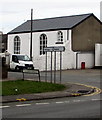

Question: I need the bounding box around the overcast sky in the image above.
[0,0,101,34]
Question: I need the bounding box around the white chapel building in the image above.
[7,13,101,71]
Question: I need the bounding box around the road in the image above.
[7,69,101,88]
[2,94,102,118]
[1,69,102,118]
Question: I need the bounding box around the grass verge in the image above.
[1,80,66,96]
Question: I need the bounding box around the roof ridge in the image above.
[8,13,100,34]
[27,13,93,22]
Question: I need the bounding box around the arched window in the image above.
[40,34,47,55]
[14,36,20,54]
[57,31,63,42]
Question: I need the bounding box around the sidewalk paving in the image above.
[1,82,94,103]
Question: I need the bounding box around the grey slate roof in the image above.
[8,13,94,34]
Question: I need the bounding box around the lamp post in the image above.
[30,9,33,60]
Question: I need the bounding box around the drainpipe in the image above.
[76,52,81,69]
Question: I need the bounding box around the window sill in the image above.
[55,42,63,44]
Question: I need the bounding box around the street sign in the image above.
[53,46,65,52]
[44,46,65,84]
[44,47,54,52]
[44,46,65,52]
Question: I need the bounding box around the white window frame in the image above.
[14,36,20,54]
[40,34,47,55]
[57,31,63,42]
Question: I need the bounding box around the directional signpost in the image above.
[44,46,65,52]
[44,46,65,84]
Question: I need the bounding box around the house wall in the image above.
[7,30,76,71]
[0,34,7,53]
[8,21,97,71]
[72,15,101,51]
[8,33,30,56]
[77,52,94,69]
[32,30,76,71]
[2,34,7,52]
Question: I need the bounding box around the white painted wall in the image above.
[77,52,94,69]
[32,30,76,71]
[8,30,76,71]
[8,29,94,71]
[8,33,30,57]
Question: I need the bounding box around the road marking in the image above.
[64,101,70,103]
[36,103,49,105]
[73,100,81,102]
[67,82,102,96]
[84,87,102,96]
[1,98,102,109]
[0,106,10,109]
[16,104,31,107]
[56,101,64,104]
[91,99,100,101]
[16,98,27,101]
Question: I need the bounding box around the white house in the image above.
[7,13,101,71]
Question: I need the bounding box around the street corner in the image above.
[67,82,102,97]
[70,93,82,97]
[83,86,102,96]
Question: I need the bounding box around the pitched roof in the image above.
[8,13,97,34]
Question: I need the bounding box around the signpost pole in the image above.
[54,51,56,83]
[45,52,47,82]
[44,46,65,84]
[60,51,62,84]
[30,9,33,60]
[51,51,53,83]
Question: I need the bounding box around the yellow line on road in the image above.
[67,82,102,96]
[84,86,102,96]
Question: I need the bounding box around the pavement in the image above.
[1,81,96,103]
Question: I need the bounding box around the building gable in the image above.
[72,15,102,51]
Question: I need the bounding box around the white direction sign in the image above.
[44,46,65,52]
[44,47,54,52]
